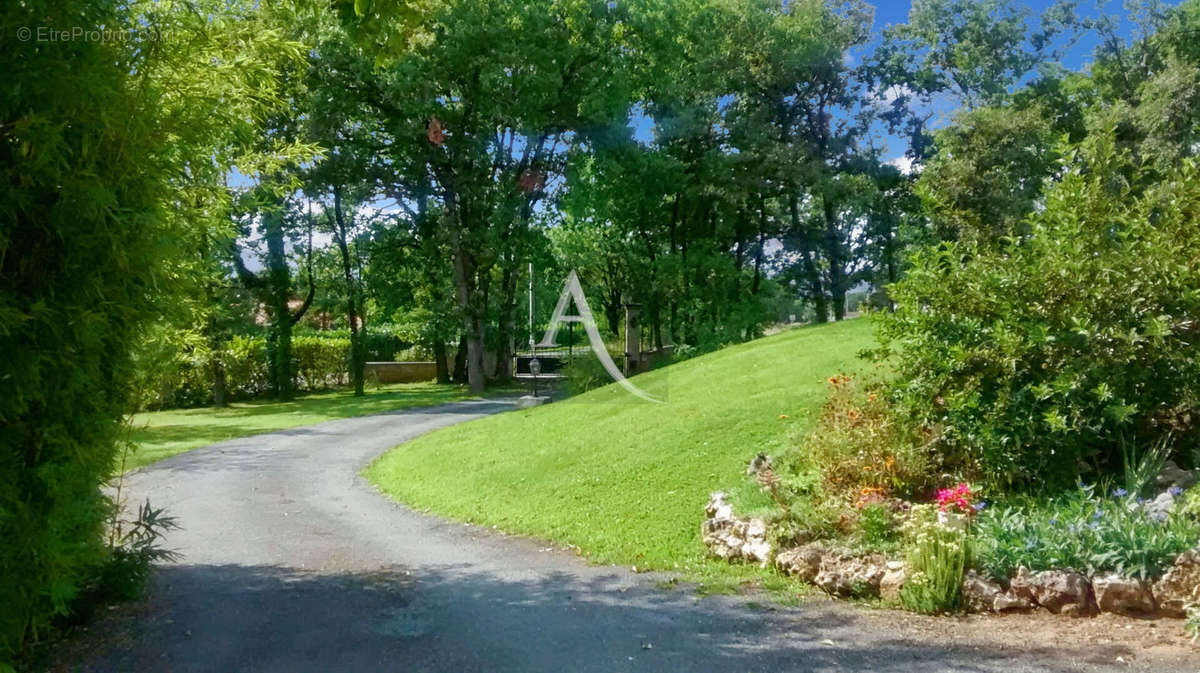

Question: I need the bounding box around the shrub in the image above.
[1179,484,1200,520]
[143,333,360,409]
[874,134,1200,491]
[0,0,165,660]
[972,483,1200,581]
[900,505,970,613]
[292,335,350,390]
[88,499,179,605]
[855,502,901,552]
[792,374,936,500]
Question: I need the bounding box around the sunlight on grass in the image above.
[367,319,877,590]
[124,381,493,471]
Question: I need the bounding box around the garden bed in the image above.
[704,458,1200,636]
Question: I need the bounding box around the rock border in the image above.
[702,490,1200,619]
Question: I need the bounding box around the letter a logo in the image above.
[537,271,663,403]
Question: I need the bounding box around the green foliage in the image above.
[875,135,1200,491]
[785,373,936,500]
[916,104,1061,243]
[900,505,970,614]
[855,503,901,553]
[144,333,385,409]
[0,0,165,660]
[1179,484,1200,520]
[972,484,1200,582]
[87,499,180,605]
[561,354,613,397]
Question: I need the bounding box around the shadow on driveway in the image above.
[65,563,1124,673]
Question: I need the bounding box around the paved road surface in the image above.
[71,400,1198,672]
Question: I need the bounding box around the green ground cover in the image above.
[366,319,876,591]
[124,381,490,471]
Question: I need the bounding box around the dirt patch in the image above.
[843,600,1198,671]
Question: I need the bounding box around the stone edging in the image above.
[703,492,1200,618]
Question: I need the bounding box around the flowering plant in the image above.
[935,483,975,515]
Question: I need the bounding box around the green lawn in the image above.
[123,381,491,471]
[367,319,876,591]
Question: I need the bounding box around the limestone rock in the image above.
[775,543,826,583]
[1156,460,1197,491]
[1008,567,1037,604]
[1092,573,1156,616]
[993,590,1035,612]
[1143,491,1177,520]
[814,553,887,598]
[704,492,734,520]
[961,571,1002,613]
[1028,570,1095,616]
[746,453,773,477]
[701,492,771,567]
[1153,547,1200,617]
[880,561,908,602]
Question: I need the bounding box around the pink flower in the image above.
[935,483,974,514]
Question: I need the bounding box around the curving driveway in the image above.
[70,399,1197,672]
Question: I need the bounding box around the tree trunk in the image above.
[604,294,622,340]
[492,262,517,381]
[333,187,365,396]
[433,341,450,384]
[752,194,767,295]
[210,351,228,407]
[450,232,487,394]
[452,334,468,384]
[823,196,846,321]
[788,192,827,323]
[264,211,294,401]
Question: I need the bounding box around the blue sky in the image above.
[862,0,1181,162]
[631,1,1180,162]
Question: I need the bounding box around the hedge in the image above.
[147,334,358,409]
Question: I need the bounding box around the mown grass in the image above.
[123,381,504,471]
[367,319,876,593]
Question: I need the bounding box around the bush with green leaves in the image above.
[874,134,1200,491]
[145,333,363,409]
[855,502,901,553]
[0,0,165,660]
[972,483,1200,582]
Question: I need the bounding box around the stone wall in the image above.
[364,361,439,384]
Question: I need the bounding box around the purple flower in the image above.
[974,501,987,512]
[1168,486,1184,497]
[1152,511,1168,523]
[1112,488,1128,498]
[1089,520,1101,530]
[1049,516,1059,526]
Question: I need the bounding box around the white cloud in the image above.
[886,155,916,175]
[880,84,914,106]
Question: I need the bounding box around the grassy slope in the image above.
[367,319,875,588]
[124,382,488,471]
